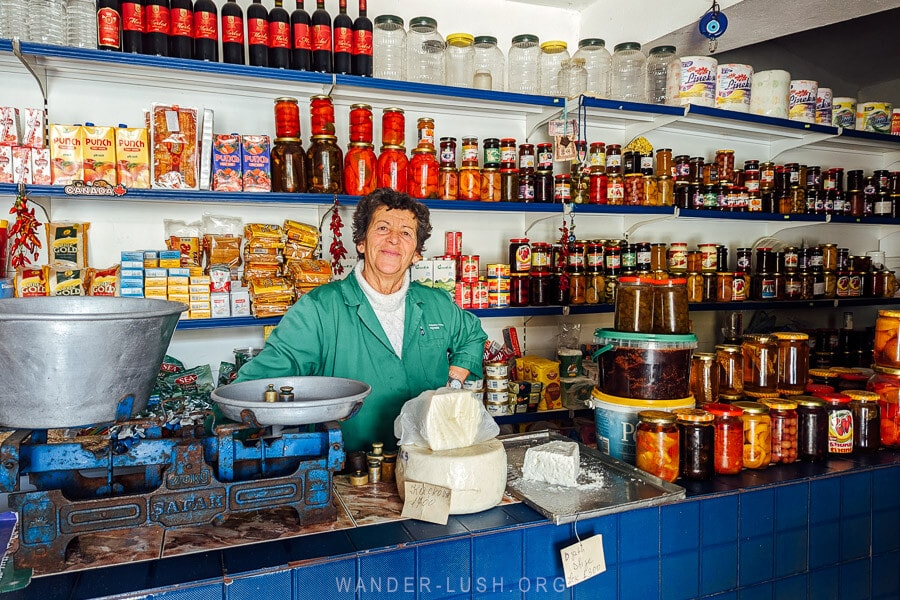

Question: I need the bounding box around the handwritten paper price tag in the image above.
[554,136,575,161]
[548,118,577,137]
[400,481,451,525]
[560,534,606,588]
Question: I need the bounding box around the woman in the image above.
[235,188,488,452]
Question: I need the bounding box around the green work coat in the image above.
[234,274,487,452]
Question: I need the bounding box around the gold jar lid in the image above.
[309,94,334,101]
[715,344,742,354]
[873,364,900,376]
[310,134,338,141]
[760,398,798,411]
[348,141,375,148]
[693,352,716,363]
[732,400,770,414]
[411,146,436,154]
[380,143,406,151]
[274,96,299,103]
[274,137,302,143]
[773,332,810,340]
[637,410,677,425]
[878,310,900,318]
[791,395,827,408]
[349,102,372,110]
[808,368,839,379]
[843,390,878,402]
[672,408,714,423]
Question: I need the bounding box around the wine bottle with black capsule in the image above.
[290,0,311,71]
[268,0,291,69]
[143,0,170,56]
[311,0,332,73]
[120,0,143,53]
[351,0,372,77]
[168,0,193,58]
[193,0,217,61]
[332,0,352,74]
[247,0,269,67]
[221,0,244,65]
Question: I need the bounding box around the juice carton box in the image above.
[12,146,31,184]
[0,107,19,146]
[0,146,13,183]
[212,133,242,192]
[115,126,150,189]
[241,134,271,192]
[49,124,84,185]
[31,148,51,185]
[81,124,117,185]
[21,108,45,148]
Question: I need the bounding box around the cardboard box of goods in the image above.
[21,108,44,149]
[144,288,168,298]
[168,285,190,296]
[12,146,31,184]
[211,293,230,318]
[144,268,167,278]
[0,107,20,145]
[48,123,83,185]
[190,276,211,285]
[168,294,190,304]
[189,293,210,302]
[0,146,13,183]
[31,148,51,185]
[190,310,211,320]
[212,133,242,192]
[119,278,145,289]
[167,267,191,277]
[241,134,271,192]
[121,260,144,269]
[120,287,145,297]
[121,251,144,261]
[115,126,150,189]
[410,260,433,286]
[144,277,167,287]
[230,289,251,317]
[189,284,210,294]
[120,269,145,279]
[433,258,457,294]
[81,124,117,186]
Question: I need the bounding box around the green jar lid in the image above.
[578,38,606,48]
[594,328,698,347]
[474,35,498,46]
[374,14,404,27]
[512,34,539,45]
[614,42,642,53]
[649,45,676,55]
[409,16,438,30]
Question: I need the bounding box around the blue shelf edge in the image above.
[580,96,686,117]
[176,316,282,330]
[678,209,826,222]
[685,103,840,135]
[839,128,900,145]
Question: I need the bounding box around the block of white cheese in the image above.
[422,389,486,451]
[522,440,581,487]
[396,438,507,514]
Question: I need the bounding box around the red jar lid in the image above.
[706,402,744,417]
[815,392,852,405]
[839,373,869,384]
[805,383,835,395]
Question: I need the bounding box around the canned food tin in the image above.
[458,255,479,282]
[485,377,509,391]
[485,390,509,404]
[486,263,511,278]
[454,281,472,308]
[484,400,512,416]
[788,80,818,123]
[444,231,462,257]
[832,97,856,129]
[856,102,894,134]
[488,291,510,308]
[463,378,484,391]
[472,279,489,308]
[484,361,509,378]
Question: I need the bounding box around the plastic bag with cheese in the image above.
[394,388,500,451]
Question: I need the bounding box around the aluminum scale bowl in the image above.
[211,376,371,426]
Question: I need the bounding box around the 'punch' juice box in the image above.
[49,124,84,185]
[115,126,150,188]
[212,133,242,192]
[241,134,271,192]
[82,124,117,185]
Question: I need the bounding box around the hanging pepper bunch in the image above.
[8,186,42,269]
[328,198,348,275]
[557,213,571,293]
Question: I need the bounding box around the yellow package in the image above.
[283,219,319,247]
[286,259,332,285]
[249,277,293,296]
[244,223,284,240]
[284,242,317,260]
[81,124,117,185]
[15,267,47,297]
[115,126,150,189]
[49,124,84,185]
[203,234,242,270]
[46,266,86,296]
[86,264,120,296]
[524,355,561,410]
[46,222,90,268]
[167,236,202,268]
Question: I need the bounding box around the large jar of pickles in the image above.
[707,403,744,475]
[874,310,900,368]
[869,366,900,449]
[377,145,409,192]
[761,398,798,464]
[307,135,343,193]
[715,344,743,400]
[774,332,809,395]
[634,410,679,482]
[271,137,307,193]
[343,142,377,196]
[673,408,714,481]
[794,396,828,461]
[614,276,652,333]
[733,401,771,469]
[742,333,778,397]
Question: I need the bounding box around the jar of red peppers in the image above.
[845,390,880,453]
[408,147,439,199]
[307,95,335,136]
[439,167,458,200]
[307,135,343,193]
[733,401,771,469]
[381,107,405,147]
[868,365,900,449]
[635,410,680,482]
[376,144,408,192]
[342,142,376,196]
[673,408,715,481]
[760,398,798,464]
[707,403,744,475]
[274,97,301,138]
[349,103,374,143]
[794,395,828,461]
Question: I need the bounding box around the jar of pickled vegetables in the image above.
[874,310,900,368]
[794,395,828,461]
[439,167,458,200]
[309,95,336,136]
[760,398,798,464]
[459,166,481,200]
[845,390,880,454]
[742,333,778,397]
[481,167,501,201]
[274,97,301,138]
[690,352,719,406]
[707,403,744,475]
[733,401,771,469]
[376,145,409,192]
[672,408,714,480]
[613,276,652,333]
[381,107,405,147]
[349,103,374,143]
[868,365,900,449]
[635,410,680,482]
[774,332,809,396]
[307,135,343,193]
[271,137,307,193]
[820,392,854,455]
[715,344,743,400]
[408,147,439,199]
[342,142,376,196]
[652,278,690,334]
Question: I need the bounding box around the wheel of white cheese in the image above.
[395,438,507,515]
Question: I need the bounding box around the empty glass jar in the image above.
[558,57,587,99]
[373,14,406,81]
[574,38,612,98]
[611,42,647,102]
[445,33,475,87]
[646,45,677,105]
[507,34,541,94]
[407,16,445,85]
[539,40,569,96]
[473,35,505,91]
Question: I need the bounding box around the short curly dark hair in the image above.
[351,188,433,259]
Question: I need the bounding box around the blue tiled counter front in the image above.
[8,452,900,600]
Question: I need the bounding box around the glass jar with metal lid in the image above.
[868,365,900,449]
[706,403,744,475]
[481,166,502,201]
[845,390,880,453]
[458,165,481,200]
[874,310,900,369]
[473,35,505,91]
[574,38,612,98]
[635,410,679,482]
[307,135,343,193]
[409,146,440,199]
[818,392,854,455]
[342,142,376,196]
[773,332,809,395]
[376,145,409,192]
[673,408,714,480]
[733,401,771,469]
[272,137,307,193]
[793,395,828,461]
[610,42,647,102]
[715,344,743,400]
[373,15,407,81]
[690,352,719,406]
[507,34,541,94]
[645,45,677,105]
[407,16,445,85]
[760,398,799,464]
[614,276,652,333]
[742,333,778,397]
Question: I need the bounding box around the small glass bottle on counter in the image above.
[707,403,744,475]
[342,142,376,196]
[307,135,343,193]
[794,395,828,461]
[673,408,715,481]
[845,390,880,454]
[774,332,810,396]
[742,333,778,397]
[761,399,799,464]
[271,137,307,193]
[733,401,771,469]
[635,410,680,483]
[690,352,719,406]
[715,344,743,400]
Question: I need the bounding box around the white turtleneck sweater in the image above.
[354,259,408,358]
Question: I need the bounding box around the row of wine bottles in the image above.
[96,0,372,75]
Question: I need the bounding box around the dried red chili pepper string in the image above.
[8,185,42,269]
[328,196,348,275]
[557,212,571,292]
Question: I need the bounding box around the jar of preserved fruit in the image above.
[499,168,518,202]
[342,142,376,196]
[606,173,624,204]
[733,401,771,469]
[439,167,458,200]
[586,272,604,304]
[510,273,530,307]
[716,344,743,400]
[497,137,516,168]
[819,392,854,455]
[624,173,642,205]
[568,269,586,305]
[658,175,674,206]
[868,365,900,449]
[773,332,809,396]
[716,271,734,302]
[307,135,343,193]
[686,272,704,303]
[690,352,719,406]
[381,107,405,147]
[348,103,374,144]
[642,175,659,205]
[673,408,714,480]
[408,147,440,199]
[461,136,479,167]
[554,174,572,202]
[416,117,435,148]
[794,395,828,461]
[742,333,778,397]
[874,310,900,368]
[716,149,735,183]
[707,403,744,475]
[376,144,409,192]
[845,390,880,453]
[761,399,799,464]
[458,165,481,200]
[635,410,679,482]
[309,95,336,136]
[614,276,652,333]
[439,137,457,167]
[271,137,307,193]
[655,148,672,178]
[652,278,690,334]
[274,97,301,139]
[530,270,551,306]
[517,143,536,173]
[534,170,554,203]
[606,144,622,174]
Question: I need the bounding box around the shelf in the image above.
[494,407,592,425]
[175,315,282,330]
[677,209,827,223]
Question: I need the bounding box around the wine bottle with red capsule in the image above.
[332,0,352,74]
[351,0,372,77]
[143,0,170,56]
[221,0,244,65]
[168,0,193,58]
[311,0,332,73]
[268,0,290,69]
[97,0,123,51]
[247,0,269,67]
[290,0,311,71]
[192,0,217,61]
[120,0,143,53]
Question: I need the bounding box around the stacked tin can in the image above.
[483,360,511,416]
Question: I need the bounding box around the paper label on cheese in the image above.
[561,534,607,588]
[401,480,451,525]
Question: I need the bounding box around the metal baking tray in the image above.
[501,430,685,525]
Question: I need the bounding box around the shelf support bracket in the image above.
[622,114,683,142]
[12,39,47,103]
[526,104,563,142]
[759,214,832,244]
[624,207,679,241]
[769,132,835,161]
[883,150,900,170]
[524,203,569,237]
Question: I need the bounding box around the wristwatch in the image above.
[447,377,463,390]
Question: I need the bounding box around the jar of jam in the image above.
[760,162,776,192]
[458,165,481,200]
[868,365,900,449]
[794,396,828,461]
[271,137,307,193]
[743,160,760,193]
[530,242,551,271]
[499,138,517,168]
[550,270,568,305]
[673,154,690,182]
[606,144,622,174]
[845,390,880,453]
[514,145,534,174]
[585,242,603,273]
[773,332,809,396]
[439,137,457,167]
[499,168,518,202]
[482,138,500,167]
[673,408,714,481]
[654,148,672,178]
[518,173,535,202]
[307,135,343,193]
[715,344,743,400]
[606,173,624,204]
[742,333,778,397]
[309,95,336,136]
[690,352,719,405]
[481,167,502,201]
[534,170,554,203]
[408,147,440,199]
[614,276,652,333]
[707,403,744,475]
[381,107,405,147]
[652,278,689,334]
[819,392,854,455]
[554,174,572,202]
[416,117,435,148]
[635,410,680,483]
[509,238,531,274]
[342,142,376,196]
[530,271,551,306]
[568,269,586,305]
[537,142,553,170]
[350,104,374,144]
[376,144,409,192]
[635,242,651,272]
[439,167,458,200]
[588,142,606,171]
[649,243,667,271]
[274,97,301,138]
[461,136,479,167]
[761,398,799,464]
[510,273,530,307]
[733,401,771,469]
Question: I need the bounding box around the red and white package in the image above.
[0,146,12,183]
[31,148,51,185]
[22,108,45,149]
[12,146,31,184]
[0,107,19,146]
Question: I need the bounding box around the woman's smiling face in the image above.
[357,205,420,278]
